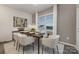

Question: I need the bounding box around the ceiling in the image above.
[5,4,53,14]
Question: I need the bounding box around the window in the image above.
[38,14,53,34]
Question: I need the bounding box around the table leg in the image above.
[12,32,14,41]
[38,38,40,54]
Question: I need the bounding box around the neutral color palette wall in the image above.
[0,5,32,42]
[57,4,76,44]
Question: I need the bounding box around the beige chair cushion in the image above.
[18,34,34,46]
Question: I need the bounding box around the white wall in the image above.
[76,7,79,51]
[58,4,76,44]
[0,5,32,42]
[53,5,57,35]
[38,7,53,16]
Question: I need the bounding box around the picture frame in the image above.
[13,16,27,27]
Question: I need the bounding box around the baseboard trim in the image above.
[0,40,13,44]
[59,41,76,47]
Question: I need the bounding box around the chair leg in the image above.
[23,46,25,54]
[48,48,50,54]
[32,43,34,52]
[14,40,16,46]
[56,45,59,54]
[53,48,55,54]
[42,45,43,54]
[16,41,18,50]
[18,44,20,51]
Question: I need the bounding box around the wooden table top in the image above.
[12,30,43,38]
[20,31,43,38]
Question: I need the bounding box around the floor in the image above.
[63,45,78,54]
[0,41,77,54]
[3,41,64,54]
[0,43,4,54]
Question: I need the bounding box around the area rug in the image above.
[0,43,4,54]
[63,45,78,54]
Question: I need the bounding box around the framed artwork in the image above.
[13,16,27,27]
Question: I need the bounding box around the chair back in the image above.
[42,35,60,48]
[18,34,34,46]
[49,35,60,43]
[13,33,20,40]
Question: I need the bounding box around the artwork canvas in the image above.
[13,16,27,27]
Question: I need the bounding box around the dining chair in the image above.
[18,34,35,54]
[13,32,20,50]
[41,35,60,54]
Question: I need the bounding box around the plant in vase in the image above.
[31,28,35,32]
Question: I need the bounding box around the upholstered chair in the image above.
[41,35,60,54]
